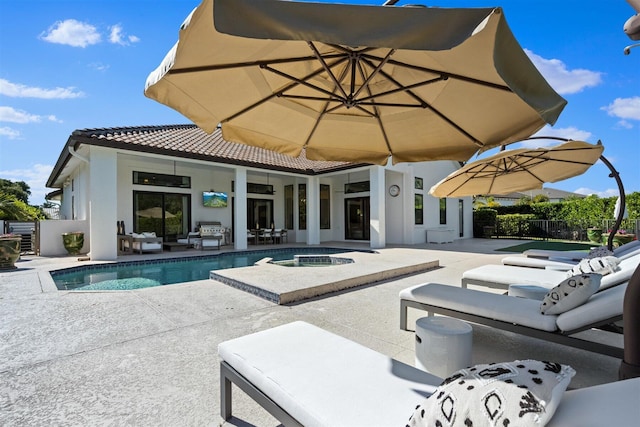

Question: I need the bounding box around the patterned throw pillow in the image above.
[565,256,619,278]
[586,246,614,259]
[540,273,601,315]
[407,360,575,427]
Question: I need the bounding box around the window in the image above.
[247,182,274,195]
[414,177,423,190]
[320,184,330,229]
[344,181,370,194]
[133,171,191,188]
[298,184,307,230]
[439,198,447,224]
[415,194,423,225]
[284,185,294,230]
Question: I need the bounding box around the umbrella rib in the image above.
[374,56,513,93]
[356,59,392,155]
[168,54,345,74]
[223,57,349,123]
[370,62,484,147]
[351,49,395,100]
[308,42,349,101]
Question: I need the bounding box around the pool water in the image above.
[51,248,358,291]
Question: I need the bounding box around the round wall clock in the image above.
[388,184,401,197]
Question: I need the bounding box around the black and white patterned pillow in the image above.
[540,273,600,315]
[565,256,619,278]
[407,360,575,427]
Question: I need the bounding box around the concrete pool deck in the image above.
[0,239,625,426]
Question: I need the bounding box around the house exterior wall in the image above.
[53,147,472,260]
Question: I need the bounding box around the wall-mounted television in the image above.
[203,191,228,208]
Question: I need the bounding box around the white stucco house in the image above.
[45,124,472,261]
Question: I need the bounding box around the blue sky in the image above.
[1,0,639,205]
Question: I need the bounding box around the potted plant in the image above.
[62,231,84,255]
[586,226,603,244]
[0,233,21,270]
[605,229,636,248]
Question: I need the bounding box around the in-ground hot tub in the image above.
[270,254,354,267]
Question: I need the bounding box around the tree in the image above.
[0,179,30,204]
[0,192,43,220]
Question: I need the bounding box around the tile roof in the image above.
[71,124,360,174]
[48,124,367,188]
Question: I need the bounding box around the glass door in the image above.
[247,198,274,229]
[133,191,190,240]
[344,197,370,240]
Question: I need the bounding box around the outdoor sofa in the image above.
[218,321,639,426]
[124,232,163,254]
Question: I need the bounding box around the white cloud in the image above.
[109,24,140,45]
[0,107,62,124]
[574,187,620,198]
[0,78,84,99]
[40,19,101,48]
[0,126,21,139]
[525,49,602,95]
[601,96,640,122]
[0,164,54,205]
[0,106,41,123]
[88,62,110,72]
[515,126,594,148]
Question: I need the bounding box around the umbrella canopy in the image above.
[429,140,604,197]
[136,207,176,219]
[145,0,567,165]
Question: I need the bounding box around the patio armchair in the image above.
[219,321,638,426]
[177,230,200,248]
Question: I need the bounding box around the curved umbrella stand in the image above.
[522,136,638,380]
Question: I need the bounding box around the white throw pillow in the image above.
[540,273,601,315]
[586,246,614,259]
[141,232,156,238]
[407,360,575,427]
[566,256,619,278]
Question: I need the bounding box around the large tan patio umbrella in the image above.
[428,140,604,197]
[144,0,567,165]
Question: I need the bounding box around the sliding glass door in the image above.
[344,197,370,240]
[133,191,190,240]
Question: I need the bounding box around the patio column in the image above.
[306,176,320,245]
[89,146,117,260]
[370,166,386,249]
[234,168,248,250]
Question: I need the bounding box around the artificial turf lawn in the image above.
[496,241,595,253]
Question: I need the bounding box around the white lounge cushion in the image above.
[218,321,442,427]
[400,284,559,331]
[555,282,627,332]
[408,360,575,427]
[462,265,567,289]
[547,377,640,426]
[540,274,601,315]
[502,256,576,269]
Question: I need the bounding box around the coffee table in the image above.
[163,242,189,252]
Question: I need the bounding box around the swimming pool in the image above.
[51,247,362,291]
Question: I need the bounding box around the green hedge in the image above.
[473,208,497,238]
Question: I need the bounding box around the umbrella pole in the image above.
[598,155,626,251]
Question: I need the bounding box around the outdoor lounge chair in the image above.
[399,281,627,358]
[461,252,640,291]
[219,321,639,426]
[502,243,640,269]
[522,239,640,261]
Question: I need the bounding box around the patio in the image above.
[0,239,623,426]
